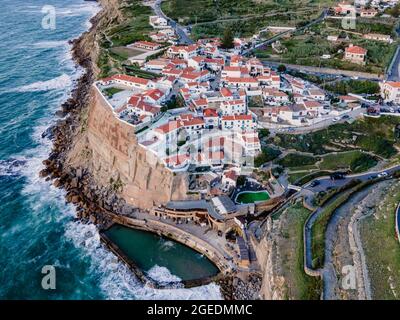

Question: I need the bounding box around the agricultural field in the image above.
[256,17,398,74]
[97,0,154,78]
[272,116,400,159]
[161,0,339,38]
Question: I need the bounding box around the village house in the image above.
[222,77,259,89]
[333,2,356,15]
[302,100,326,116]
[99,74,156,91]
[144,58,171,73]
[221,114,256,131]
[380,81,400,104]
[220,99,247,116]
[263,88,289,106]
[344,44,367,65]
[221,66,244,78]
[204,58,225,72]
[167,44,200,60]
[203,108,219,129]
[149,15,168,28]
[257,72,281,89]
[222,170,239,190]
[307,89,326,101]
[188,56,206,70]
[130,41,162,51]
[360,7,378,17]
[363,33,393,43]
[149,28,176,43]
[246,58,268,76]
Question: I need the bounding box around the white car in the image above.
[332,117,341,122]
[378,172,389,178]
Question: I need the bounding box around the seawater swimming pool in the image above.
[104,224,220,282]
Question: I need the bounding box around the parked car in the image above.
[378,172,389,178]
[310,180,320,187]
[330,172,345,180]
[332,117,341,122]
[342,114,350,119]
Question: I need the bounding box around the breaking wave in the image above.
[13,74,72,93]
[0,158,27,177]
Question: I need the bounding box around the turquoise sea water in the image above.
[0,0,221,300]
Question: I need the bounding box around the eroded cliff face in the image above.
[251,218,287,300]
[66,87,189,209]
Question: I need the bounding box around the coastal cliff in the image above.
[251,218,287,300]
[45,0,189,210]
[67,86,189,208]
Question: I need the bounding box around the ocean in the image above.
[0,0,221,300]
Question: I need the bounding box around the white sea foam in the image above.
[0,158,27,177]
[13,74,72,93]
[32,41,69,49]
[160,240,176,251]
[147,265,182,284]
[56,3,101,18]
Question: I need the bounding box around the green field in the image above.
[319,151,378,173]
[273,116,400,158]
[236,191,270,204]
[273,203,322,299]
[96,0,154,78]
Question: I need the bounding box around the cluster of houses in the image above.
[333,0,399,17]
[328,1,397,66]
[148,15,177,43]
[96,28,373,174]
[95,38,265,174]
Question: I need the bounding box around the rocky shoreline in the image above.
[38,0,264,300]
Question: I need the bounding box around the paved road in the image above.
[153,0,194,45]
[304,165,400,194]
[261,61,383,80]
[303,165,400,274]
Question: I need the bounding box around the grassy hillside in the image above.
[161,0,339,38]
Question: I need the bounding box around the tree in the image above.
[221,27,234,49]
[277,64,287,73]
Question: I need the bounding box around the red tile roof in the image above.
[222,114,252,121]
[103,74,150,85]
[345,45,367,55]
[203,108,218,117]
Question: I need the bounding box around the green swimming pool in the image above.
[235,191,270,204]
